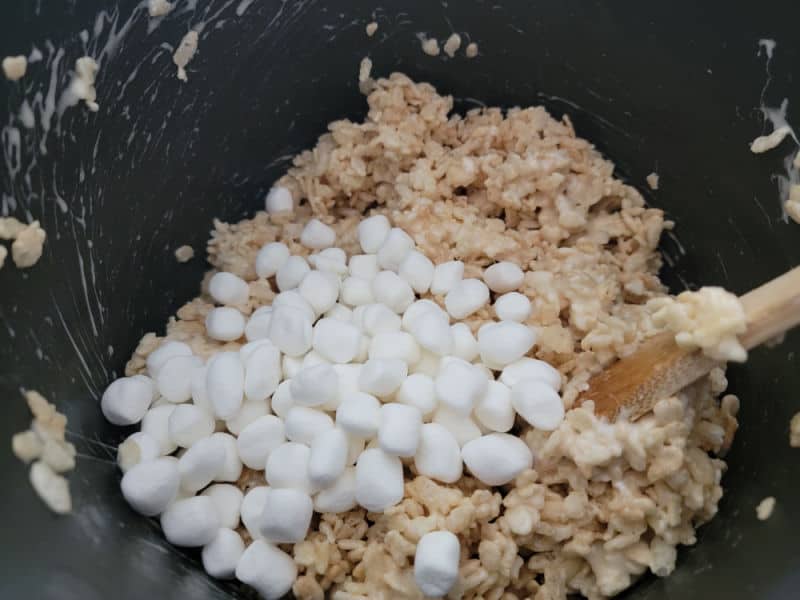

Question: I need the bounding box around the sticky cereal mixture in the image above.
[365,22,378,37]
[646,172,659,190]
[68,56,100,112]
[2,55,27,81]
[1,218,46,270]
[420,36,440,57]
[148,0,175,18]
[465,42,479,58]
[443,33,462,58]
[175,245,195,263]
[121,74,740,599]
[174,30,199,82]
[755,496,775,521]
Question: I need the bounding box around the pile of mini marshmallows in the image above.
[100,191,565,599]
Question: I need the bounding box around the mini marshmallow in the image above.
[340,276,374,307]
[333,363,362,397]
[361,303,402,335]
[444,278,490,319]
[255,242,290,278]
[265,186,293,213]
[300,218,335,250]
[312,318,362,363]
[209,271,250,306]
[244,343,281,402]
[414,531,460,597]
[432,407,481,446]
[410,349,442,377]
[414,423,462,483]
[206,352,245,419]
[396,373,437,416]
[450,323,479,361]
[372,270,415,313]
[268,305,313,357]
[271,381,294,418]
[158,355,203,403]
[146,341,192,377]
[282,354,303,378]
[398,250,434,294]
[290,363,338,407]
[120,457,180,516]
[178,435,225,492]
[336,392,382,438]
[308,427,349,488]
[302,350,330,369]
[244,309,272,341]
[494,292,532,322]
[500,358,561,390]
[225,399,270,435]
[168,404,215,447]
[202,484,243,529]
[359,358,408,397]
[161,496,220,547]
[483,261,524,293]
[276,255,310,291]
[410,310,453,356]
[272,290,316,322]
[206,307,246,342]
[324,303,353,322]
[299,269,339,315]
[190,365,213,413]
[510,378,565,431]
[202,528,244,579]
[478,321,536,368]
[435,360,488,415]
[348,254,379,280]
[241,486,269,539]
[265,442,314,493]
[237,414,286,468]
[235,540,297,600]
[308,247,349,275]
[461,433,533,485]
[474,381,515,433]
[284,406,334,445]
[314,467,357,513]
[259,487,313,543]
[358,214,391,254]
[430,261,464,295]
[117,431,161,472]
[379,403,422,457]
[101,375,155,425]
[402,299,447,332]
[346,435,365,465]
[141,404,178,454]
[211,432,243,482]
[369,331,420,365]
[355,448,404,512]
[376,227,415,271]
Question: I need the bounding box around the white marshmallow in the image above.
[478,321,536,368]
[211,432,243,482]
[461,433,533,485]
[101,376,155,425]
[282,354,303,378]
[268,305,313,357]
[299,270,339,315]
[259,487,313,543]
[409,310,453,356]
[290,363,338,407]
[169,404,215,447]
[206,307,246,342]
[500,357,562,391]
[332,363,362,399]
[226,400,269,435]
[237,415,287,469]
[120,457,180,516]
[361,303,402,335]
[349,254,379,280]
[178,435,225,492]
[450,323,479,361]
[265,186,293,213]
[396,373,437,416]
[312,318,362,363]
[270,380,294,418]
[398,250,434,294]
[314,467,357,513]
[414,423,462,483]
[300,218,335,250]
[158,355,203,403]
[245,309,272,341]
[209,272,249,306]
[324,303,353,322]
[284,407,334,445]
[235,540,297,600]
[244,343,281,402]
[265,442,314,493]
[117,431,161,472]
[474,381,515,433]
[146,341,192,377]
[372,270,415,313]
[190,365,213,413]
[255,242,290,278]
[346,435,365,465]
[369,331,420,365]
[336,392,381,438]
[410,349,442,377]
[161,496,220,547]
[308,427,349,488]
[241,486,269,539]
[272,290,316,322]
[309,247,348,275]
[206,352,244,419]
[276,255,310,291]
[414,531,460,597]
[376,227,415,271]
[402,299,447,332]
[355,448,404,512]
[434,360,488,415]
[141,405,178,454]
[202,484,243,529]
[494,292,532,322]
[430,261,464,295]
[379,403,422,457]
[483,261,524,293]
[202,528,244,579]
[358,214,391,254]
[432,407,481,446]
[359,358,408,397]
[302,349,330,369]
[340,276,374,307]
[510,378,565,431]
[444,278,490,319]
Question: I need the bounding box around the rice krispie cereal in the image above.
[127,74,738,599]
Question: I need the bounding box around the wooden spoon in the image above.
[578,266,800,421]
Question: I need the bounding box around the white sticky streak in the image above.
[236,0,256,16]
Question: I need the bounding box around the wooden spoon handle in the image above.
[739,266,800,349]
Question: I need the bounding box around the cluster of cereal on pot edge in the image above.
[100,198,566,599]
